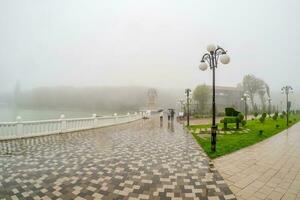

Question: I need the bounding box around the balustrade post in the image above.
[92,114,97,128]
[140,111,143,119]
[114,113,118,124]
[127,112,130,122]
[60,114,66,133]
[16,116,23,138]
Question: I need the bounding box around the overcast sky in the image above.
[0,0,299,93]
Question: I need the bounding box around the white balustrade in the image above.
[0,112,142,140]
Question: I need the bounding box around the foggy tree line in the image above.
[8,86,183,112]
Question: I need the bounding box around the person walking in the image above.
[160,111,163,120]
[167,110,171,121]
[170,109,175,121]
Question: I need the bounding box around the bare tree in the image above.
[242,75,264,111]
[258,89,266,112]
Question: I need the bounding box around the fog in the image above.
[1,0,300,112]
[8,86,185,111]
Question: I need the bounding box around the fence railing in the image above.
[0,112,142,140]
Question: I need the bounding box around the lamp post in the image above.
[281,86,293,127]
[241,93,249,121]
[199,44,230,152]
[185,88,191,126]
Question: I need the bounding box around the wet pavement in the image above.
[214,122,300,200]
[0,117,235,200]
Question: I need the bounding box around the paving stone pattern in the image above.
[214,122,300,200]
[0,118,235,200]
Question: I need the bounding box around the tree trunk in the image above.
[249,94,255,111]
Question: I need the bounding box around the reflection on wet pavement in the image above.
[0,117,235,200]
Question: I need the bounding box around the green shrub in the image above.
[276,124,280,128]
[223,117,236,123]
[225,107,240,116]
[259,116,265,123]
[282,111,286,116]
[259,130,263,135]
[280,114,284,119]
[253,112,258,118]
[259,113,267,124]
[272,112,278,121]
[241,120,247,126]
[237,113,244,122]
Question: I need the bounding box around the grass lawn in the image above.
[189,115,300,159]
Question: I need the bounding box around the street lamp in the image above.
[241,93,250,120]
[185,88,191,126]
[281,86,293,126]
[198,44,230,152]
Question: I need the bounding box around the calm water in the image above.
[0,106,118,122]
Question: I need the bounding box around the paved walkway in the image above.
[0,117,235,200]
[214,122,300,200]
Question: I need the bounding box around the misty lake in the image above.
[0,106,121,122]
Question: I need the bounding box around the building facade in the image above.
[190,85,244,115]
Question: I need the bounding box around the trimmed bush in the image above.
[280,114,284,119]
[272,112,278,121]
[237,113,244,122]
[225,107,240,116]
[259,113,267,124]
[241,120,247,126]
[222,107,242,130]
[259,116,265,123]
[222,116,237,129]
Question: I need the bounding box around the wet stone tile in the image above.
[0,118,235,199]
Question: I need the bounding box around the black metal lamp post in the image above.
[281,86,293,126]
[199,44,230,152]
[241,93,250,121]
[185,88,191,126]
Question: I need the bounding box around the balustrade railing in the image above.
[0,112,141,140]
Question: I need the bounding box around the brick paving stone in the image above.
[214,122,300,199]
[0,117,235,199]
